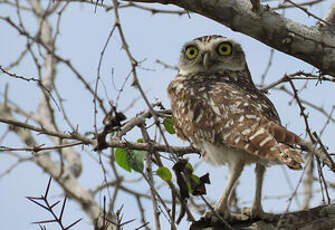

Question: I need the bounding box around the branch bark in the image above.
[191,204,335,230]
[128,0,335,76]
[29,0,82,177]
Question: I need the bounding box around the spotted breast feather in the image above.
[168,71,303,169]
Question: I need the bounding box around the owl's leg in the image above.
[246,163,274,220]
[251,163,265,216]
[213,160,245,219]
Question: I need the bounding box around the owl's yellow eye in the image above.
[217,42,232,56]
[185,46,199,60]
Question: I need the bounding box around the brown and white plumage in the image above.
[167,35,305,219]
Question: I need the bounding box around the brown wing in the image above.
[168,72,303,169]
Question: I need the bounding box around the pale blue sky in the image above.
[1,1,335,229]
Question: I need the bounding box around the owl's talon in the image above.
[203,209,252,224]
[203,209,232,222]
[242,207,275,221]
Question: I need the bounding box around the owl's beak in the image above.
[202,52,212,70]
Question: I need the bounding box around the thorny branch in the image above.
[26,177,82,230]
[261,71,335,92]
[286,79,333,205]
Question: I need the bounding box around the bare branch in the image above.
[274,86,335,124]
[273,0,324,10]
[261,71,335,92]
[301,153,314,210]
[283,0,332,26]
[0,141,84,153]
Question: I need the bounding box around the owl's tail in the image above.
[277,143,303,170]
[267,121,335,172]
[265,121,303,169]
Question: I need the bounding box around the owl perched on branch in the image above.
[167,35,327,220]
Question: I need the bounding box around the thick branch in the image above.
[129,0,335,76]
[191,204,335,230]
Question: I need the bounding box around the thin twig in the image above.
[283,0,333,26]
[0,141,84,152]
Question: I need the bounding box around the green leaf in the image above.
[157,166,172,181]
[115,143,146,173]
[115,148,131,172]
[191,174,200,185]
[128,149,146,173]
[137,138,144,143]
[163,117,176,134]
[185,163,194,172]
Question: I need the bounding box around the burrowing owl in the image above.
[167,35,306,219]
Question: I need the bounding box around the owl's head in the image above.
[178,35,247,75]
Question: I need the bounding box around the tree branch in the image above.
[191,204,335,230]
[126,0,335,76]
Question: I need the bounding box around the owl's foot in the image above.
[242,207,275,221]
[203,209,232,222]
[203,209,251,223]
